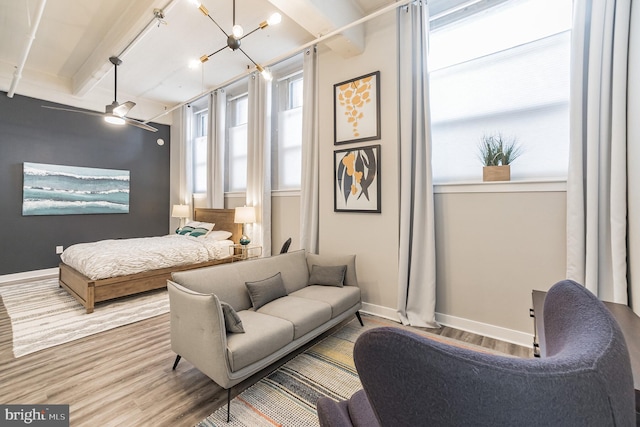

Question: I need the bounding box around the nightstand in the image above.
[229,244,262,261]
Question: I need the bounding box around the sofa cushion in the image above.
[307,253,358,286]
[245,272,288,310]
[257,296,332,339]
[227,311,294,372]
[291,285,361,318]
[308,264,347,287]
[220,302,244,333]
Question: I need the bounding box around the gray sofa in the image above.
[167,249,362,420]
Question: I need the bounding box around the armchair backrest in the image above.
[353,280,635,426]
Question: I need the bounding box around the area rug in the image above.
[0,277,169,357]
[197,315,508,427]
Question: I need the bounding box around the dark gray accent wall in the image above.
[0,92,171,275]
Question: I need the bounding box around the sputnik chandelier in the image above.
[193,0,282,80]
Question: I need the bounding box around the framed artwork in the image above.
[334,145,381,213]
[23,162,130,216]
[334,71,380,145]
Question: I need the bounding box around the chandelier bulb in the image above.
[232,24,244,38]
[267,12,282,26]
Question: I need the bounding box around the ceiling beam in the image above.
[266,0,365,58]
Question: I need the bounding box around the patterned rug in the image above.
[197,315,508,427]
[0,277,169,357]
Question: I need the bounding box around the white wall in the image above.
[317,12,400,313]
[169,8,569,346]
[434,185,566,344]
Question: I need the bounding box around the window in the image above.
[192,106,208,194]
[428,0,572,183]
[226,93,248,192]
[272,71,303,190]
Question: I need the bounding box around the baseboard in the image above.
[435,312,533,348]
[362,302,533,348]
[0,268,59,285]
[360,302,401,323]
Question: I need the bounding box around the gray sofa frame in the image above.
[167,249,363,421]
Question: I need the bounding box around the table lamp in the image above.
[234,206,256,245]
[172,204,190,228]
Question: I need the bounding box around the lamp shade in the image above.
[172,204,190,218]
[234,206,256,224]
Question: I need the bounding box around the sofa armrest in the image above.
[167,280,233,388]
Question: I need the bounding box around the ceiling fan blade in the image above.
[42,105,105,118]
[113,101,136,117]
[123,117,158,132]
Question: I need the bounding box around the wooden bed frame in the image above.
[58,208,242,314]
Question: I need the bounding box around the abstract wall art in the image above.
[334,71,380,145]
[334,145,381,213]
[22,162,130,216]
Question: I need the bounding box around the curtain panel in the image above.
[206,90,226,208]
[567,0,637,312]
[300,46,320,254]
[246,73,272,256]
[396,0,438,328]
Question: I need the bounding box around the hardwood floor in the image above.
[0,296,532,426]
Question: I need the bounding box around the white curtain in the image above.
[206,89,226,208]
[396,0,438,328]
[566,0,637,311]
[300,46,320,254]
[247,73,272,256]
[628,0,640,314]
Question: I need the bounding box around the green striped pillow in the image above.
[188,227,210,237]
[177,226,195,235]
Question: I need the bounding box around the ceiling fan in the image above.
[43,56,158,132]
[195,0,281,80]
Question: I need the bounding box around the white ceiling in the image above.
[0,0,397,125]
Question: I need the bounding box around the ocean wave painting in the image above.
[23,162,130,215]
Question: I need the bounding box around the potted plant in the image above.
[478,133,522,181]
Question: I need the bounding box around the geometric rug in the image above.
[197,314,509,427]
[0,277,169,358]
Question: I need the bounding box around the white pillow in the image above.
[206,230,232,241]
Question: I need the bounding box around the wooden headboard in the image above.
[194,208,242,244]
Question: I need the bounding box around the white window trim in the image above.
[434,179,566,194]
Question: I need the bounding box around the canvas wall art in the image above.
[22,162,130,216]
[334,71,381,145]
[334,145,381,213]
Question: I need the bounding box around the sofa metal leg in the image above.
[227,388,231,422]
[172,355,181,370]
[355,311,364,326]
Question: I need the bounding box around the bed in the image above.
[58,208,242,313]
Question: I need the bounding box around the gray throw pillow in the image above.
[308,264,347,287]
[220,302,245,333]
[306,253,358,286]
[245,272,288,310]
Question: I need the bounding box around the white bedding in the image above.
[60,234,233,280]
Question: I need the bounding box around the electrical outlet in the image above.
[56,246,64,254]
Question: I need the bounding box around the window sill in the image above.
[434,178,567,194]
[272,189,301,197]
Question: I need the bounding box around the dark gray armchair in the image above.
[317,280,636,426]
